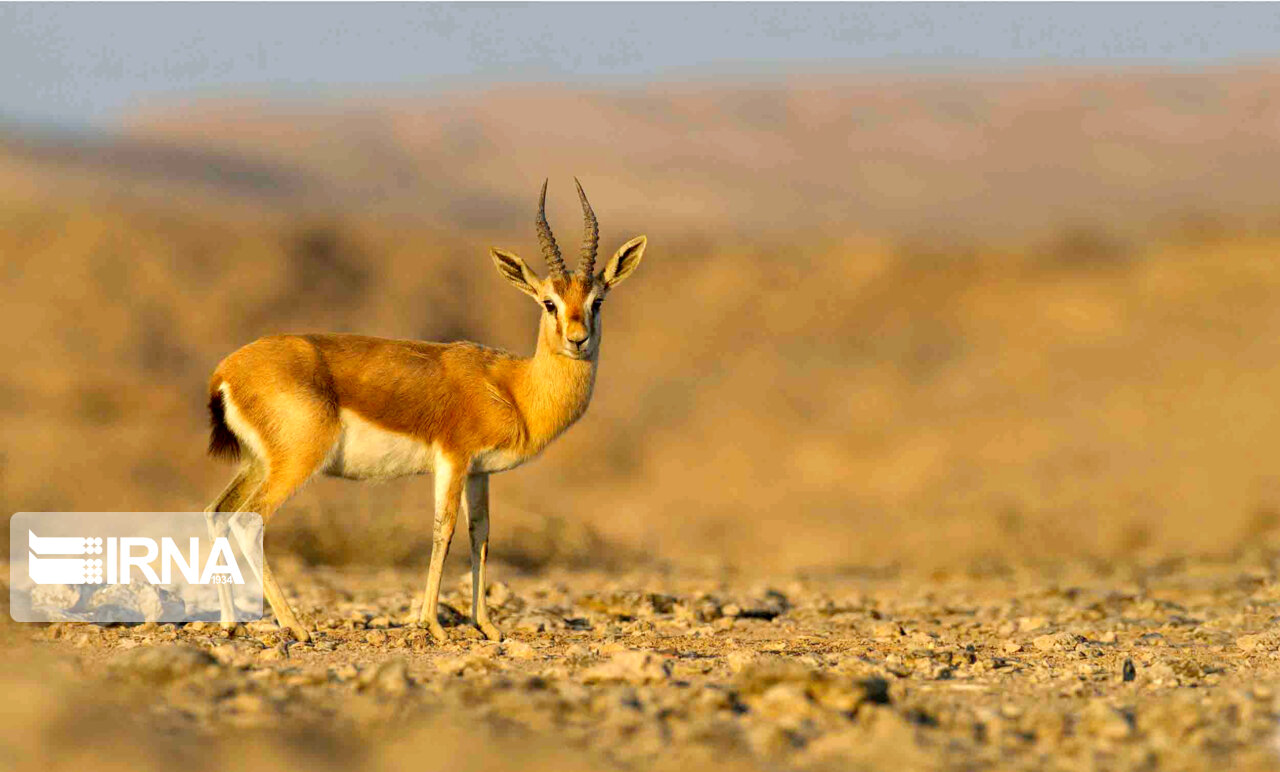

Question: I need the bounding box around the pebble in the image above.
[503,640,537,660]
[259,645,288,662]
[583,651,671,685]
[1237,634,1268,652]
[109,643,219,684]
[359,659,412,696]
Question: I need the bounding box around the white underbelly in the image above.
[323,410,434,480]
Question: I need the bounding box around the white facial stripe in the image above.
[584,288,603,320]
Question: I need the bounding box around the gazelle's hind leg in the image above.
[238,440,337,643]
[203,465,265,629]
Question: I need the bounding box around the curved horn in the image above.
[535,179,566,278]
[574,177,599,279]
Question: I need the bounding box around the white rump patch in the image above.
[219,383,269,466]
[323,409,435,480]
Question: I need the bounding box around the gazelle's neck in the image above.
[512,328,598,448]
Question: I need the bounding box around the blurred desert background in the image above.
[7,65,1280,573]
[11,15,1280,767]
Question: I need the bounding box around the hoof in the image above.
[424,623,449,644]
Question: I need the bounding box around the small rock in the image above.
[30,584,85,613]
[503,640,537,660]
[1143,662,1179,686]
[360,659,412,696]
[224,693,273,716]
[856,677,892,706]
[1032,632,1077,651]
[872,621,904,639]
[435,653,498,676]
[1080,700,1133,739]
[1237,634,1268,652]
[366,630,388,646]
[727,650,759,673]
[514,616,546,634]
[583,651,671,684]
[283,668,329,687]
[457,625,484,640]
[908,631,936,648]
[246,619,279,635]
[745,723,795,758]
[85,583,185,622]
[259,644,288,662]
[110,643,218,684]
[1122,658,1137,682]
[756,682,814,726]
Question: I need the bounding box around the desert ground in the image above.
[7,66,1280,770]
[8,554,1280,771]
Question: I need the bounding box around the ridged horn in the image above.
[535,179,566,278]
[574,177,599,279]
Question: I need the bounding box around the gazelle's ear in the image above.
[490,248,542,299]
[600,235,646,289]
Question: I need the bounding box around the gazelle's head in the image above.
[490,179,646,360]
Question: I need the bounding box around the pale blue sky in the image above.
[3,2,1279,127]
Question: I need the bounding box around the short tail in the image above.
[207,389,241,462]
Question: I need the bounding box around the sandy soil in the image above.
[8,554,1280,772]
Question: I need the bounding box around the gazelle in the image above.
[203,179,645,643]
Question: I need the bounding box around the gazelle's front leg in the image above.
[418,454,467,643]
[464,474,502,641]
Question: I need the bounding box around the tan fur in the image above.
[203,182,646,643]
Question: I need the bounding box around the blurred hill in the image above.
[6,65,1280,574]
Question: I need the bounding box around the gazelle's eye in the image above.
[542,300,557,315]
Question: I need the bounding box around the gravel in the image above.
[12,556,1280,771]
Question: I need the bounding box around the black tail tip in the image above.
[208,392,241,462]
